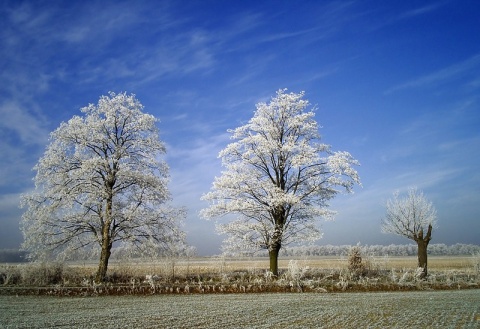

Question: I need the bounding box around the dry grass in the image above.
[102,255,476,276]
[1,255,478,296]
[12,255,476,281]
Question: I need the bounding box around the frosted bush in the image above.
[145,275,160,292]
[130,278,138,289]
[221,273,230,283]
[275,278,288,286]
[399,270,411,284]
[264,270,274,282]
[347,246,366,278]
[0,266,21,285]
[145,274,160,283]
[414,267,425,279]
[253,277,264,285]
[390,269,398,283]
[472,252,480,272]
[19,262,64,286]
[285,260,309,282]
[336,276,349,291]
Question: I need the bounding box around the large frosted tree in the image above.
[382,187,437,277]
[21,92,185,282]
[201,89,361,275]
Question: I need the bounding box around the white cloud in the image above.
[0,193,23,213]
[0,101,50,145]
[399,2,446,19]
[165,132,231,255]
[0,101,49,191]
[385,53,480,94]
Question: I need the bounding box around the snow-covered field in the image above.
[0,290,480,328]
[1,290,479,328]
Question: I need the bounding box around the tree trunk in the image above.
[95,180,115,283]
[417,240,428,277]
[96,192,114,283]
[269,244,281,277]
[269,210,285,277]
[96,236,112,283]
[415,224,432,279]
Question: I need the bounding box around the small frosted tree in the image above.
[201,89,360,276]
[347,245,367,278]
[21,92,185,282]
[381,187,437,277]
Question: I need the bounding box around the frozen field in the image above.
[1,290,479,328]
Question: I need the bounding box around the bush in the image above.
[0,266,22,285]
[19,262,64,286]
[347,246,367,278]
[284,260,309,282]
[0,257,479,295]
[472,252,480,273]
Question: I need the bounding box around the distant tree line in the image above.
[0,249,27,263]
[2,244,479,263]
[277,244,480,257]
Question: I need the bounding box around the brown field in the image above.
[96,255,476,277]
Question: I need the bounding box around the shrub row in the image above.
[1,258,479,296]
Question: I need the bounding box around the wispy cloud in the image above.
[0,193,23,214]
[0,101,50,191]
[0,101,50,145]
[257,27,324,44]
[359,1,448,36]
[385,53,480,94]
[0,192,24,248]
[382,98,479,163]
[166,132,230,253]
[1,1,201,92]
[399,2,447,19]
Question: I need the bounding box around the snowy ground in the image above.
[1,290,479,328]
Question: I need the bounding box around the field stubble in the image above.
[1,256,479,328]
[104,255,477,275]
[0,290,479,328]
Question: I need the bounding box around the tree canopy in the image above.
[381,187,437,241]
[21,92,185,281]
[382,187,437,276]
[201,89,360,274]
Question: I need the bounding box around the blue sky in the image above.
[1,0,479,255]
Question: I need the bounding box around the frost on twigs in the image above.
[381,187,436,278]
[347,245,367,279]
[200,89,361,275]
[472,252,480,273]
[20,92,186,281]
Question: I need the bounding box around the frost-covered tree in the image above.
[21,92,185,282]
[382,187,437,277]
[201,89,360,275]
